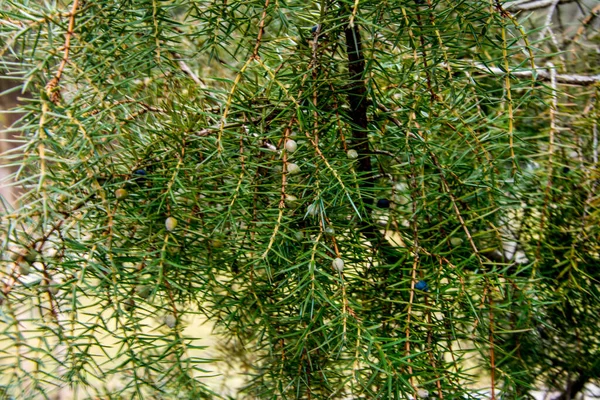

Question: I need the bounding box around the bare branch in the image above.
[446,62,600,85]
[507,0,575,11]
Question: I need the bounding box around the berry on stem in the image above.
[163,314,176,328]
[25,249,38,263]
[332,257,344,272]
[115,188,128,200]
[287,163,300,175]
[450,237,463,247]
[415,280,429,292]
[377,199,391,209]
[165,217,178,232]
[285,140,298,153]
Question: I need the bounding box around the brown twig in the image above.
[252,0,270,59]
[45,0,79,103]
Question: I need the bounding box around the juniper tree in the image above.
[1,0,599,399]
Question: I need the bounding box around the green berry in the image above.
[165,217,178,232]
[9,250,20,261]
[325,226,335,236]
[115,188,129,200]
[47,280,60,295]
[294,231,304,241]
[347,149,358,159]
[285,140,298,153]
[18,263,32,276]
[136,284,152,299]
[124,298,135,311]
[25,249,38,264]
[284,194,298,205]
[450,237,463,247]
[211,239,223,248]
[287,163,300,175]
[163,314,176,328]
[332,257,344,272]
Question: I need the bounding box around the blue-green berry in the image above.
[415,280,429,291]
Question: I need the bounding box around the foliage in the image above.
[1,0,599,398]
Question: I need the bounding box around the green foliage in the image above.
[1,0,599,398]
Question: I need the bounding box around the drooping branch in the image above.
[552,372,590,400]
[344,20,403,266]
[344,23,371,178]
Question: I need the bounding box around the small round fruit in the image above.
[287,163,301,175]
[450,237,463,247]
[133,169,147,183]
[377,199,391,209]
[284,194,298,205]
[9,250,20,261]
[211,239,223,248]
[332,257,344,272]
[115,188,128,200]
[285,140,298,153]
[324,226,335,236]
[47,280,60,295]
[415,280,429,292]
[124,298,135,311]
[25,249,38,263]
[416,388,429,398]
[307,203,319,216]
[136,285,152,299]
[294,231,304,241]
[165,217,178,232]
[164,314,176,328]
[18,263,32,276]
[347,149,358,159]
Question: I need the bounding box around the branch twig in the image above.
[445,62,600,85]
[45,0,79,103]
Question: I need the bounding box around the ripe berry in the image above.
[377,199,391,209]
[133,169,147,183]
[415,280,429,291]
[311,24,320,34]
[115,188,128,200]
[165,217,178,232]
[285,140,298,153]
[332,257,344,272]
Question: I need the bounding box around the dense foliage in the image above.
[1,0,599,398]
